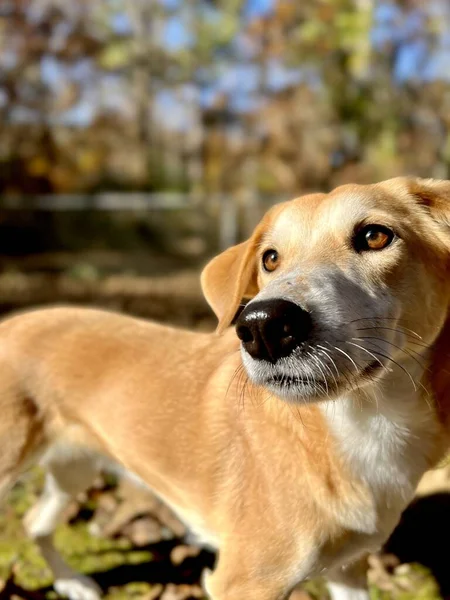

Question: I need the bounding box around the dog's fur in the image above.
[1,177,450,600]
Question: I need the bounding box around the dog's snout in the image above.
[236,299,312,363]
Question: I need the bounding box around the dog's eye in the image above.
[354,225,395,252]
[262,249,279,272]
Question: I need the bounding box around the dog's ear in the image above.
[409,179,450,439]
[427,315,450,449]
[406,177,450,231]
[201,238,260,333]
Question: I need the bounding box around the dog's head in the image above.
[202,177,450,401]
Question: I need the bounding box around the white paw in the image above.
[327,582,370,600]
[201,568,214,598]
[54,575,102,600]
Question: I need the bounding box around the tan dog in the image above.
[1,177,450,600]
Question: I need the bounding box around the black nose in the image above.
[236,299,313,363]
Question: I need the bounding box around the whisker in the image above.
[236,365,249,412]
[254,388,272,409]
[317,346,339,375]
[328,342,359,372]
[320,344,358,393]
[356,344,418,392]
[346,340,388,372]
[307,352,330,397]
[317,346,340,389]
[290,402,307,428]
[415,380,433,410]
[350,318,422,340]
[354,336,429,372]
[356,332,431,352]
[315,351,339,390]
[353,327,431,352]
[301,362,312,393]
[226,363,245,400]
[404,339,434,350]
[230,364,248,410]
[355,325,423,341]
[357,338,435,408]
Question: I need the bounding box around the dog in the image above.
[1,176,450,600]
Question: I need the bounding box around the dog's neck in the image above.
[319,355,442,534]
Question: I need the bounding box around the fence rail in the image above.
[0,193,199,211]
[0,193,287,249]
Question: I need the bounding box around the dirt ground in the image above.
[0,270,449,600]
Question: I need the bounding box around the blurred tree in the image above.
[0,0,449,199]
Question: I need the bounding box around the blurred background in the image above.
[1,0,450,322]
[1,1,450,599]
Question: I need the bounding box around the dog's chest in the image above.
[320,392,435,534]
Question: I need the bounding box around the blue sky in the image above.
[372,1,450,82]
[159,0,450,129]
[159,0,450,103]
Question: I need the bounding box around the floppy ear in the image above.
[408,178,450,442]
[201,239,260,333]
[428,317,450,437]
[406,177,450,231]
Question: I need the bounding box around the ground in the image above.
[0,467,445,600]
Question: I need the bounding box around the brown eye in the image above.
[354,225,395,252]
[262,249,279,272]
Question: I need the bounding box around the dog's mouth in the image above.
[267,374,325,387]
[264,373,328,397]
[262,359,384,399]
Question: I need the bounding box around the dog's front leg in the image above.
[202,551,294,600]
